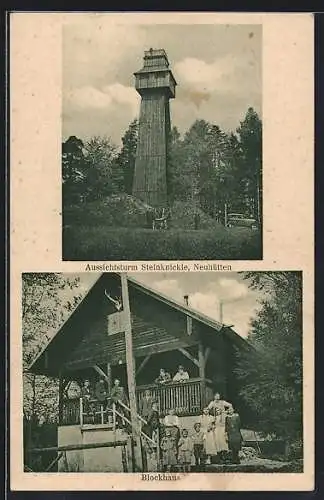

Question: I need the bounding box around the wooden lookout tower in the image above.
[132,49,177,208]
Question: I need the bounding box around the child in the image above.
[204,421,218,465]
[199,407,214,436]
[177,428,194,472]
[192,422,205,470]
[160,428,177,472]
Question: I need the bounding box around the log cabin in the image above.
[28,273,254,472]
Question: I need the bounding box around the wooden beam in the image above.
[204,347,211,367]
[198,344,205,379]
[106,363,112,393]
[93,365,110,384]
[58,373,64,425]
[136,355,151,376]
[64,339,198,372]
[121,273,142,471]
[178,347,199,367]
[198,344,206,408]
[186,316,193,336]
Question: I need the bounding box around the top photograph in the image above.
[62,21,262,261]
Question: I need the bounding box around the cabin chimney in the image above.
[184,294,189,306]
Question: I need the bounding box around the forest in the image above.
[63,108,262,223]
[62,108,262,260]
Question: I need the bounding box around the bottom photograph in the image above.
[22,271,303,474]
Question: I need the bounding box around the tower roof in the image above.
[134,48,177,85]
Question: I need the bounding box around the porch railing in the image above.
[61,398,113,426]
[61,378,213,425]
[136,377,213,416]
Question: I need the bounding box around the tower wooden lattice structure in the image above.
[132,49,177,207]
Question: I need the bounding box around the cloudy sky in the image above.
[63,20,262,145]
[68,272,263,338]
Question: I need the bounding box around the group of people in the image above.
[80,377,128,426]
[77,377,243,470]
[139,391,243,471]
[155,365,190,384]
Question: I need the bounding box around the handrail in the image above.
[117,399,148,426]
[114,408,156,446]
[28,440,129,453]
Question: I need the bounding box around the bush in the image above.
[63,197,224,231]
[63,194,152,229]
[285,439,303,461]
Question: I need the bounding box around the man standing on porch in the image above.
[110,378,128,405]
[95,377,108,403]
[81,379,92,400]
[139,389,154,421]
[110,378,128,427]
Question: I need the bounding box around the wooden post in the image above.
[198,343,206,409]
[156,427,161,472]
[121,273,142,471]
[58,373,64,425]
[106,362,112,394]
[79,398,83,427]
[112,402,116,439]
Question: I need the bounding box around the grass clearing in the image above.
[63,226,262,261]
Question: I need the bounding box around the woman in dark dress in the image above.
[143,401,160,439]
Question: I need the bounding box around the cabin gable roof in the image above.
[28,273,249,376]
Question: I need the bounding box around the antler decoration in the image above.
[104,289,123,311]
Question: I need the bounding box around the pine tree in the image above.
[236,108,262,222]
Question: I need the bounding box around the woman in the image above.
[207,392,232,420]
[214,407,229,463]
[155,368,171,384]
[143,401,160,440]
